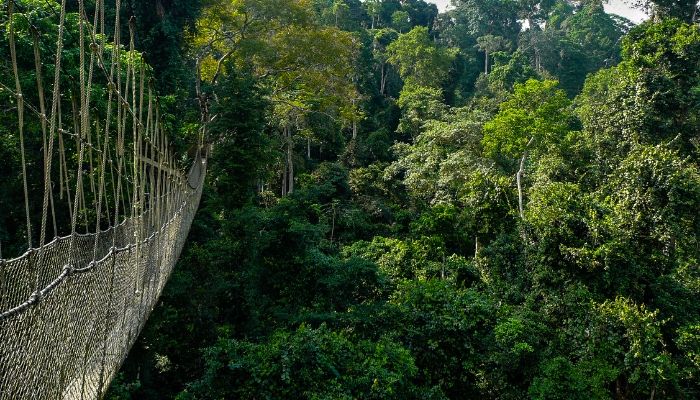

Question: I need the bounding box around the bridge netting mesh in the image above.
[0,0,206,398]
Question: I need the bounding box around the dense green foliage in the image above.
[110,0,700,396]
[1,0,700,398]
[104,0,700,399]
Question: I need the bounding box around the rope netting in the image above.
[0,0,206,398]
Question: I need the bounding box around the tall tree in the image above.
[475,34,510,74]
[482,79,573,219]
[192,0,360,195]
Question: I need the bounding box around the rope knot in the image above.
[63,264,74,275]
[29,291,41,304]
[15,93,23,100]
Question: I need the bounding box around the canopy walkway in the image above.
[0,0,206,398]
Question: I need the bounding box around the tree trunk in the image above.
[155,0,165,18]
[484,49,489,75]
[351,97,358,140]
[287,126,294,194]
[330,206,336,243]
[282,145,287,196]
[307,136,311,159]
[517,138,535,220]
[380,63,387,95]
[517,156,525,220]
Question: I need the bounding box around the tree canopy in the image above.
[1,0,698,399]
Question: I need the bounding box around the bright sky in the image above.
[426,0,648,23]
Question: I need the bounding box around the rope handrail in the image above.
[0,163,195,266]
[0,155,205,320]
[0,177,202,320]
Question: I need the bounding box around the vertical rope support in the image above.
[144,82,157,318]
[8,0,33,252]
[7,18,46,391]
[85,0,100,207]
[108,144,118,224]
[65,0,87,275]
[120,46,132,224]
[70,93,90,232]
[59,117,74,223]
[72,1,95,397]
[145,82,154,230]
[31,27,58,241]
[127,15,146,337]
[48,1,72,387]
[113,0,124,228]
[129,18,139,224]
[88,122,97,198]
[89,0,117,391]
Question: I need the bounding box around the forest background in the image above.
[1,0,700,398]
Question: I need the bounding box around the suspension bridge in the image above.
[0,0,206,398]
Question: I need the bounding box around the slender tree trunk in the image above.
[330,206,336,243]
[380,63,387,95]
[517,138,535,220]
[282,143,287,196]
[287,126,294,194]
[474,235,479,257]
[616,379,624,400]
[484,49,489,75]
[517,155,525,220]
[307,136,311,159]
[351,97,358,140]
